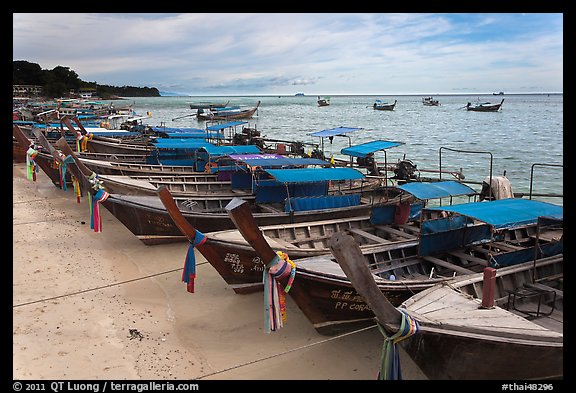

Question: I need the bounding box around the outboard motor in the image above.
[479,173,514,201]
[394,159,418,181]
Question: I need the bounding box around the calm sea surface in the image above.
[119,94,563,205]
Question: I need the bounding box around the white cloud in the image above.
[13,13,563,95]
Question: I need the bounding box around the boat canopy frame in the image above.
[307,126,363,160]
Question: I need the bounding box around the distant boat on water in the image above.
[295,93,305,96]
[317,96,331,106]
[493,91,505,95]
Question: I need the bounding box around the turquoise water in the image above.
[117,94,563,204]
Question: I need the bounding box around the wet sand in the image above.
[12,162,427,380]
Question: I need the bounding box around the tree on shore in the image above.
[13,60,160,98]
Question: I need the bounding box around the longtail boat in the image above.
[157,180,478,294]
[224,194,563,335]
[57,138,404,245]
[330,224,562,380]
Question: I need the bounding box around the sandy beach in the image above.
[12,161,427,381]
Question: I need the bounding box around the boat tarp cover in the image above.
[285,194,361,212]
[151,127,205,134]
[205,121,248,131]
[424,198,563,229]
[398,181,476,200]
[341,140,404,158]
[152,139,214,150]
[308,126,363,138]
[371,202,424,225]
[197,144,262,155]
[160,132,224,139]
[227,154,329,167]
[265,167,364,183]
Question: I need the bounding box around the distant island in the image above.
[13,60,160,99]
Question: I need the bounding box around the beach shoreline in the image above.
[12,162,427,380]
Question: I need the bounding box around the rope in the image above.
[195,324,377,380]
[13,262,210,308]
[377,308,420,380]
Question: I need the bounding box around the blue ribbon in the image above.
[378,308,420,380]
[61,155,75,191]
[182,231,206,292]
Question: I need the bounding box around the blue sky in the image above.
[13,13,563,96]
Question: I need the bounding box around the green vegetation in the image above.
[13,60,160,98]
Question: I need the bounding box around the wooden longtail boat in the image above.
[15,123,151,163]
[330,228,563,380]
[97,174,238,196]
[465,98,504,112]
[96,151,383,197]
[224,195,563,335]
[13,124,71,187]
[196,101,261,121]
[317,96,330,107]
[155,180,477,294]
[57,138,403,245]
[76,158,204,176]
[157,187,420,293]
[372,99,397,111]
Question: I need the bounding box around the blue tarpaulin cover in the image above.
[151,127,205,134]
[227,154,329,167]
[152,139,214,150]
[198,145,262,155]
[265,167,365,183]
[159,132,224,139]
[341,140,404,157]
[425,198,563,229]
[285,194,361,212]
[308,126,363,137]
[206,121,248,131]
[398,181,476,200]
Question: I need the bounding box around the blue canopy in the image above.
[198,144,262,155]
[227,154,329,167]
[265,167,365,183]
[152,139,213,149]
[341,140,404,158]
[308,126,363,137]
[398,181,476,200]
[425,198,563,229]
[159,132,224,139]
[206,121,248,131]
[151,127,205,134]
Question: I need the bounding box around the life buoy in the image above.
[204,162,217,173]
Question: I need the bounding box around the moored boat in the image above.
[372,100,397,111]
[195,101,261,120]
[330,219,563,379]
[224,190,563,334]
[317,96,331,107]
[465,98,504,112]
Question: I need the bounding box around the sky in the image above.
[13,13,563,96]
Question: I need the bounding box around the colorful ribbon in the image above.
[377,308,420,380]
[26,146,38,181]
[263,251,296,333]
[89,189,110,232]
[76,132,93,152]
[182,231,206,293]
[60,155,76,191]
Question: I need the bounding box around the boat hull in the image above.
[401,328,562,380]
[102,195,376,245]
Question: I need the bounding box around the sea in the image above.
[115,94,563,205]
